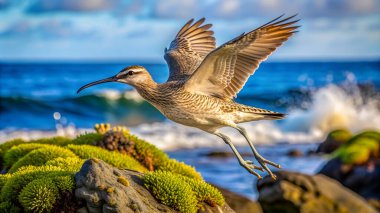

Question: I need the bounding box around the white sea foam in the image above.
[96,89,144,102]
[1,82,379,150]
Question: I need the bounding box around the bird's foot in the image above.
[240,160,264,179]
[254,155,281,180]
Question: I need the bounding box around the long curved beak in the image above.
[77,76,117,94]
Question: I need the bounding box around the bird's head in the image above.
[77,65,152,93]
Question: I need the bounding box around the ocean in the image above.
[1,61,379,198]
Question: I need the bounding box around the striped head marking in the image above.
[115,65,151,86]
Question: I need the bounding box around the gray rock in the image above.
[257,171,377,213]
[215,186,262,213]
[75,159,234,213]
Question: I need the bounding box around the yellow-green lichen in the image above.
[117,176,129,187]
[18,177,59,213]
[144,171,198,213]
[67,145,147,173]
[8,146,77,173]
[106,187,115,194]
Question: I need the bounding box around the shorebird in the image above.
[78,15,299,180]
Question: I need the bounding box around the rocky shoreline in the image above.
[0,125,379,212]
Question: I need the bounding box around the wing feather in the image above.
[164,18,216,81]
[184,15,300,99]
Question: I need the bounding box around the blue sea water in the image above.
[1,61,379,130]
[1,61,379,199]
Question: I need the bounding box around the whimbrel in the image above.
[78,15,299,180]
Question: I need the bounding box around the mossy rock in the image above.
[3,143,59,169]
[71,133,103,145]
[157,159,202,180]
[0,139,26,158]
[328,129,352,142]
[29,136,72,146]
[67,144,147,173]
[333,134,379,164]
[128,134,169,170]
[8,146,77,173]
[347,131,380,145]
[144,171,224,212]
[317,129,352,154]
[144,171,198,213]
[0,165,69,204]
[45,157,85,172]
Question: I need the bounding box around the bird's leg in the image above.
[214,131,263,179]
[235,125,281,180]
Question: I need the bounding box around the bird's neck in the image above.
[133,79,160,102]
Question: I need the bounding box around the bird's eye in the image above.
[128,71,134,76]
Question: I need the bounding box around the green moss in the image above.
[0,174,11,190]
[0,139,26,164]
[0,201,21,213]
[18,178,59,213]
[67,145,147,173]
[178,175,224,207]
[9,146,77,173]
[144,171,198,213]
[45,157,84,172]
[50,175,75,192]
[71,133,103,145]
[157,159,202,180]
[3,144,57,168]
[328,129,352,143]
[29,136,72,146]
[129,134,169,170]
[347,131,380,145]
[333,135,379,164]
[1,165,65,204]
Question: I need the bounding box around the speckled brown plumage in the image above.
[78,15,300,180]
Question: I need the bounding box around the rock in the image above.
[316,129,351,154]
[319,130,380,202]
[319,158,380,201]
[215,186,263,213]
[75,159,235,213]
[257,171,377,213]
[286,149,303,157]
[202,151,253,158]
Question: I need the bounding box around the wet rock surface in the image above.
[257,171,377,213]
[75,159,235,213]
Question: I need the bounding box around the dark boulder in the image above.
[257,171,377,213]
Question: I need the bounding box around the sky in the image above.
[0,0,379,62]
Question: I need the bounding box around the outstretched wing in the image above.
[184,15,299,99]
[164,18,216,82]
